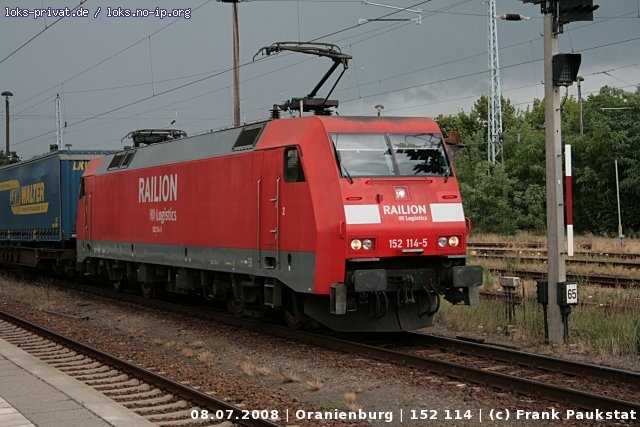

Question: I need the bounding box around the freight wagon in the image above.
[0,149,112,270]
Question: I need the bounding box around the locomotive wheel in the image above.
[140,282,154,299]
[227,298,245,317]
[113,276,128,293]
[283,292,304,329]
[283,308,304,329]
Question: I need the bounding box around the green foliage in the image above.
[447,86,640,236]
[0,151,19,165]
[459,160,518,234]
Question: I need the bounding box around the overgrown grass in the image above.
[458,233,640,356]
[435,272,640,357]
[571,309,640,357]
[434,293,545,343]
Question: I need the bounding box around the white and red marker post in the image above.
[565,145,574,257]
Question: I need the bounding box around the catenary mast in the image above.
[487,0,503,164]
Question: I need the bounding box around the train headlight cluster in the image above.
[350,238,375,251]
[438,235,460,248]
[362,239,374,250]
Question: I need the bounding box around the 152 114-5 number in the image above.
[389,238,428,249]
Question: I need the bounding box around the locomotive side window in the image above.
[284,147,306,182]
[331,133,450,178]
[108,153,126,170]
[233,126,264,151]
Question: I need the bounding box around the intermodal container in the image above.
[0,150,111,243]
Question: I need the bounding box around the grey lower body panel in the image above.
[78,239,316,293]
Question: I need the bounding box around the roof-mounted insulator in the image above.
[270,105,281,120]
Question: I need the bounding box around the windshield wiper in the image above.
[332,142,354,184]
[339,154,354,184]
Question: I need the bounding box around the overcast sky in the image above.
[1,0,638,159]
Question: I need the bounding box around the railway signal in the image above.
[522,0,598,344]
[557,0,599,24]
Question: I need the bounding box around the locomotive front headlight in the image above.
[362,239,374,250]
[438,237,448,247]
[448,236,460,247]
[350,239,362,250]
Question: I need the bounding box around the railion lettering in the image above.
[138,174,178,203]
[382,204,427,216]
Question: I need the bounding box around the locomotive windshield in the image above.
[331,133,450,177]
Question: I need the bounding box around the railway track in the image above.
[468,243,640,288]
[36,281,640,418]
[482,268,638,288]
[314,331,640,415]
[469,242,634,259]
[471,248,640,269]
[400,332,640,408]
[0,309,282,427]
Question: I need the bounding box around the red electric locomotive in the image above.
[76,114,481,331]
[76,43,482,332]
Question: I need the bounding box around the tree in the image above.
[441,86,640,236]
[572,87,640,235]
[0,151,20,165]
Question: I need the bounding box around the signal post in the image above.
[523,0,598,343]
[543,9,565,344]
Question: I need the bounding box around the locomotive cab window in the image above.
[331,132,450,178]
[284,147,305,183]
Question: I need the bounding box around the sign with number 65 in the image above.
[558,282,579,305]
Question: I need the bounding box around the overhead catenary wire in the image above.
[6,2,639,152]
[11,0,214,114]
[9,0,439,148]
[15,2,635,116]
[0,0,92,67]
[340,35,640,105]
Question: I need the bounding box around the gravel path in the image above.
[0,276,632,426]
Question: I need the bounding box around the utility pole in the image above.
[487,0,503,165]
[577,76,584,135]
[219,0,242,126]
[2,91,13,165]
[615,159,623,247]
[56,94,63,149]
